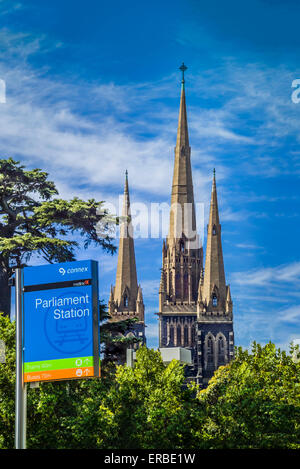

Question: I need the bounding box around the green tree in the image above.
[94,346,202,449]
[0,158,146,448]
[0,158,116,315]
[3,298,299,450]
[0,313,15,448]
[0,309,141,449]
[26,376,112,449]
[100,301,141,373]
[197,342,300,449]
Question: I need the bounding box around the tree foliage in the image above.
[0,310,140,449]
[0,158,116,315]
[100,301,142,374]
[197,342,300,449]
[0,310,299,449]
[0,314,15,448]
[95,346,201,449]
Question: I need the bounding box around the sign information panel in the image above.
[23,260,100,383]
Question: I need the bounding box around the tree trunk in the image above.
[0,269,11,317]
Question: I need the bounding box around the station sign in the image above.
[22,260,100,383]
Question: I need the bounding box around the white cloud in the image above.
[139,279,159,299]
[232,261,300,287]
[278,306,300,324]
[235,243,263,250]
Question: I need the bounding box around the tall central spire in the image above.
[159,64,203,312]
[168,63,197,245]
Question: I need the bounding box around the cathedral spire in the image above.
[108,171,146,352]
[201,170,226,308]
[168,63,197,245]
[113,171,138,309]
[159,65,203,311]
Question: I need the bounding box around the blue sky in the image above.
[2,0,300,350]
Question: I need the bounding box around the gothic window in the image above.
[184,325,189,346]
[124,294,128,307]
[177,324,182,346]
[212,224,217,236]
[217,335,226,366]
[212,294,218,307]
[191,323,196,345]
[169,325,174,346]
[180,240,184,253]
[183,272,188,298]
[206,335,214,370]
[175,272,181,299]
[163,321,168,346]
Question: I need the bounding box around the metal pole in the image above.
[15,267,26,449]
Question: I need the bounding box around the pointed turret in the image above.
[137,284,143,302]
[159,268,166,311]
[108,285,115,310]
[226,285,233,314]
[136,284,145,319]
[197,274,204,309]
[112,171,138,310]
[200,170,227,310]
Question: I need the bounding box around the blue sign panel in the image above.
[23,260,100,382]
[23,260,94,286]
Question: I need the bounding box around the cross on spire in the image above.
[179,62,187,85]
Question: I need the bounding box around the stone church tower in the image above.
[157,64,234,386]
[157,64,203,372]
[108,171,146,347]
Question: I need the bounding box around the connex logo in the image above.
[59,266,88,276]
